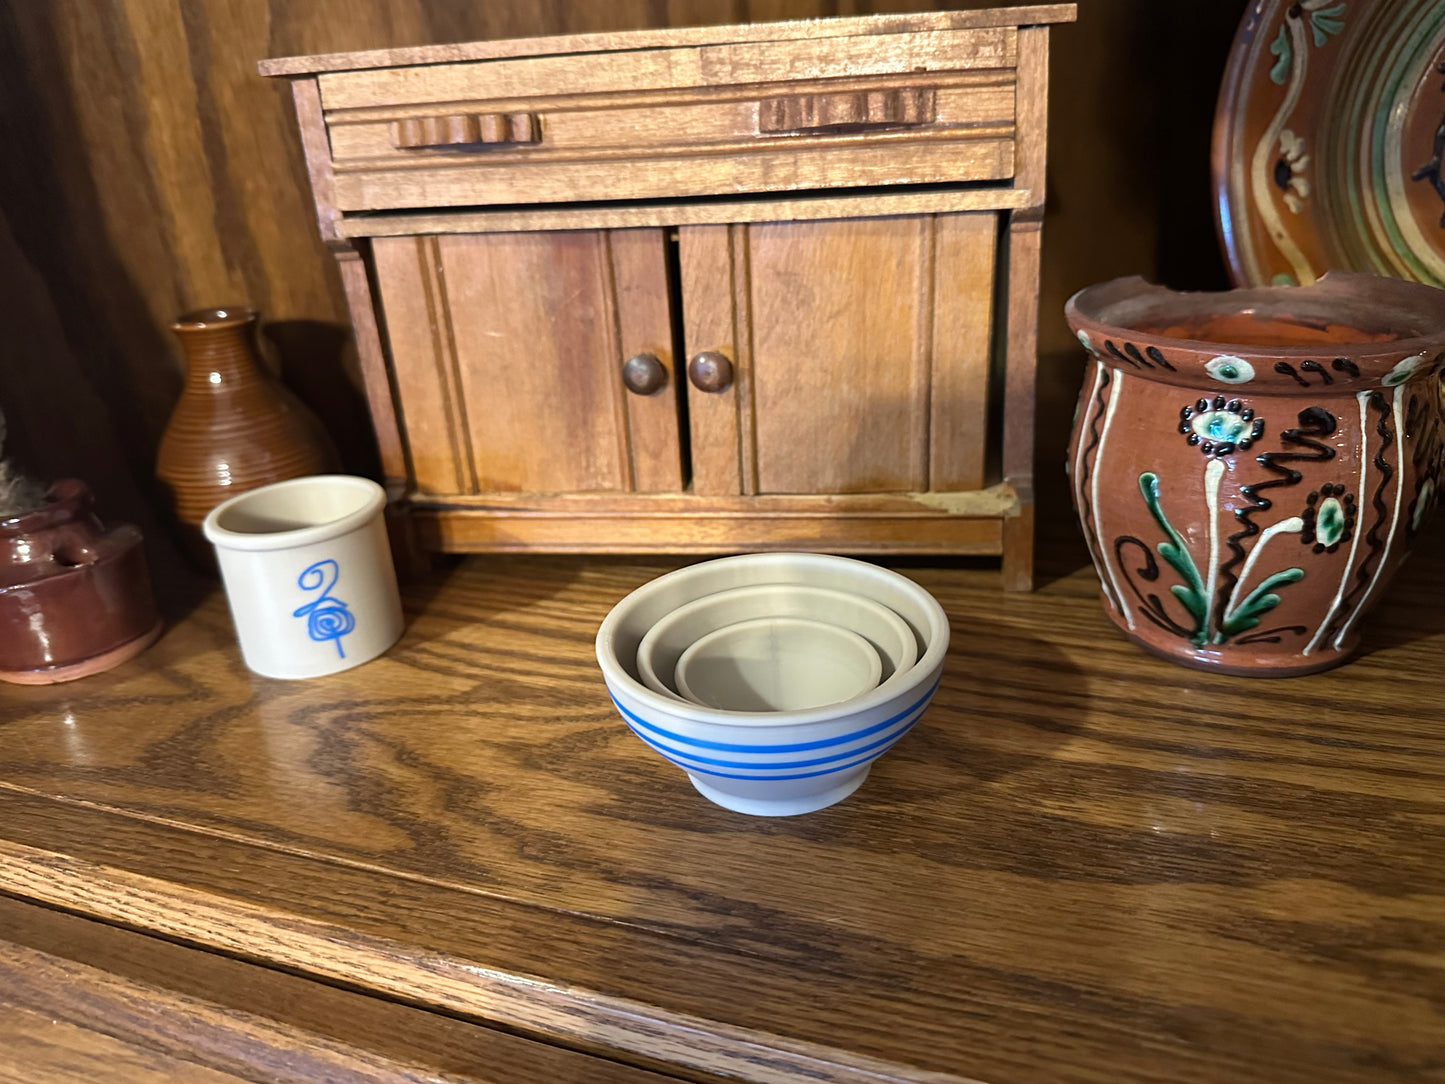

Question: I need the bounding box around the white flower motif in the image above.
[1383,354,1424,386]
[1204,355,1256,384]
[1077,329,1097,356]
[1276,129,1311,213]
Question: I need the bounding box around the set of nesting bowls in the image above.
[595,553,950,817]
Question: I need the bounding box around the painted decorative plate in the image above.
[1213,0,1445,287]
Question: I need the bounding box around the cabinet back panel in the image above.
[747,217,932,494]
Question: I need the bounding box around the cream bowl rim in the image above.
[596,552,949,729]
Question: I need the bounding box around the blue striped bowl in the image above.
[595,553,949,816]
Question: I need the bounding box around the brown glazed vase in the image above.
[157,307,337,537]
[1064,271,1445,676]
[0,480,162,683]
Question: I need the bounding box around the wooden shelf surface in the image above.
[1,523,1443,1083]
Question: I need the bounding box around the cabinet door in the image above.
[372,229,681,495]
[679,214,996,495]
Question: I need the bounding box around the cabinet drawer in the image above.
[318,29,1018,211]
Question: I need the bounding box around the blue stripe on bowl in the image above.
[607,677,939,754]
[626,704,923,771]
[646,744,887,782]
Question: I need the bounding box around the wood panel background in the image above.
[0,0,1243,571]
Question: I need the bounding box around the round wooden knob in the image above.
[621,353,667,396]
[687,351,733,393]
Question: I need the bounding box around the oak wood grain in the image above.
[1,510,1442,1083]
[0,1001,250,1084]
[0,902,675,1084]
[0,940,437,1084]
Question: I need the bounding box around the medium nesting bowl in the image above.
[595,553,950,817]
[635,582,917,702]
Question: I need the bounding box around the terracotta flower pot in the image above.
[1064,272,1445,676]
[0,480,162,683]
[157,307,337,544]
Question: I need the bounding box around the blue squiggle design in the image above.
[292,559,355,658]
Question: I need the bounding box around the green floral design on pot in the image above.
[1134,468,1305,647]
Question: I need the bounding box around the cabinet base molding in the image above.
[411,488,1020,557]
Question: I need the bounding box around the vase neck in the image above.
[174,321,264,391]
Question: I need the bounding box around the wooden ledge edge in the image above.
[0,935,447,1084]
[406,484,1022,517]
[0,839,981,1084]
[258,7,1077,78]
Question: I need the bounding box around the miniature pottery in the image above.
[158,307,336,542]
[0,480,161,684]
[1066,271,1445,676]
[635,583,917,702]
[202,475,403,680]
[1214,0,1445,287]
[674,616,883,712]
[596,552,948,817]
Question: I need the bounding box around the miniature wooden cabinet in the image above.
[263,5,1076,588]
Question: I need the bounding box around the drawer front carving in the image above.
[391,111,541,150]
[756,87,937,134]
[318,29,1018,210]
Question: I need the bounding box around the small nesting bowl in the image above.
[595,553,950,817]
[673,616,883,712]
[635,582,917,701]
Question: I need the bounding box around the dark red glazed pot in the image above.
[1065,271,1445,676]
[0,480,162,683]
